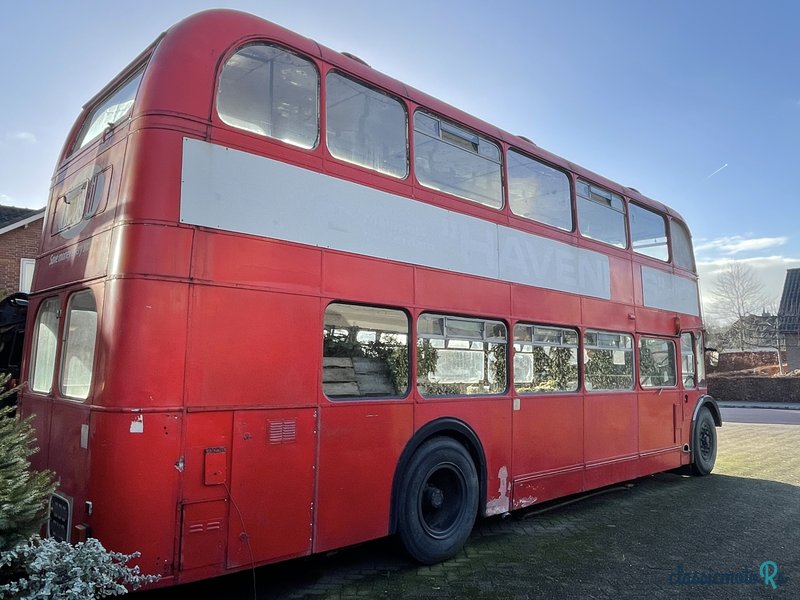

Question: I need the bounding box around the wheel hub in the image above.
[699,423,712,458]
[425,486,444,509]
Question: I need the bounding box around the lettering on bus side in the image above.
[181,139,613,301]
[498,227,610,300]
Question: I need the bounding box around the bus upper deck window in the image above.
[671,220,696,272]
[217,44,319,149]
[326,72,408,178]
[577,180,627,249]
[630,203,668,261]
[508,150,572,231]
[73,69,144,153]
[413,111,503,209]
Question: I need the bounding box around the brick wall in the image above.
[708,350,784,373]
[708,374,800,403]
[0,218,43,295]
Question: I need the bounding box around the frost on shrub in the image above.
[0,536,161,599]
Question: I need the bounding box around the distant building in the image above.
[718,312,778,351]
[778,268,800,371]
[0,205,44,296]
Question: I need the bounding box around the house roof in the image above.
[778,268,800,333]
[0,205,45,236]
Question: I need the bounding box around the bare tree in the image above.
[707,261,773,351]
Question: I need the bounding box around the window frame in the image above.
[507,149,573,232]
[638,336,678,389]
[216,42,321,150]
[322,302,410,401]
[19,258,35,294]
[417,313,508,398]
[695,331,707,387]
[576,179,628,249]
[29,297,61,395]
[59,290,99,401]
[71,67,145,155]
[670,219,696,272]
[583,329,634,392]
[513,323,580,394]
[413,110,504,210]
[325,70,409,179]
[629,202,669,262]
[680,332,696,388]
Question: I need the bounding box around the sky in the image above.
[1,1,798,317]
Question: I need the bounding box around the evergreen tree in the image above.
[0,375,56,553]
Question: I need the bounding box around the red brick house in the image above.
[0,205,45,296]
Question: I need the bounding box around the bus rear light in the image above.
[48,493,72,542]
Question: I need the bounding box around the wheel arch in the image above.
[690,394,722,461]
[389,417,487,535]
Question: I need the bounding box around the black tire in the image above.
[691,406,717,476]
[397,437,479,564]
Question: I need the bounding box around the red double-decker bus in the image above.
[19,8,720,587]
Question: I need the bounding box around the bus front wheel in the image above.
[397,437,478,564]
[691,406,717,476]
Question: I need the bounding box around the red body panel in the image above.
[315,402,413,552]
[227,408,316,566]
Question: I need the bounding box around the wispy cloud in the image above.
[694,235,787,256]
[8,131,37,143]
[0,194,12,204]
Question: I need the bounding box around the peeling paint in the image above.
[514,496,538,510]
[129,414,144,433]
[174,456,185,472]
[485,465,511,516]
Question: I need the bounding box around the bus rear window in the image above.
[73,69,144,152]
[30,297,60,394]
[60,291,98,400]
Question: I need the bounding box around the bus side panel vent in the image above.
[269,419,297,444]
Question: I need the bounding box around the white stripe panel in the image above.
[641,266,700,316]
[180,138,612,300]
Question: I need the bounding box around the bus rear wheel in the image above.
[397,437,478,565]
[691,406,717,476]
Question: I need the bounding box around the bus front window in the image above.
[73,68,144,153]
